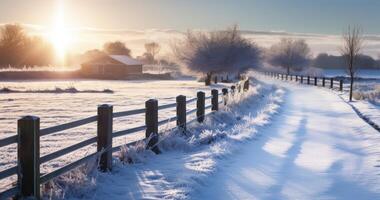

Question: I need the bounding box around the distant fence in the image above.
[263,72,344,91]
[0,79,250,199]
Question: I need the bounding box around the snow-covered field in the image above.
[320,69,380,128]
[0,79,231,191]
[41,79,285,199]
[321,69,380,79]
[38,74,380,200]
[2,74,380,199]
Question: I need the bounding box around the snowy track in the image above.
[45,78,380,199]
[193,79,380,199]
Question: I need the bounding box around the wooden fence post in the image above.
[18,116,40,199]
[314,77,317,86]
[244,79,249,91]
[339,80,343,91]
[176,95,186,131]
[307,76,310,84]
[322,77,326,87]
[290,75,293,81]
[222,88,228,105]
[231,85,236,96]
[214,76,218,84]
[97,104,113,172]
[211,89,219,111]
[196,91,205,123]
[296,75,298,82]
[301,76,304,83]
[145,99,160,154]
[330,78,334,89]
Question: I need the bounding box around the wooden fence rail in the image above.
[0,78,250,199]
[264,72,344,91]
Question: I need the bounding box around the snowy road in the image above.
[55,78,380,200]
[193,80,380,199]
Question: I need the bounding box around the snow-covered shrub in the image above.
[353,84,380,105]
[118,140,153,164]
[41,156,98,199]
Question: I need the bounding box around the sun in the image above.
[48,0,72,64]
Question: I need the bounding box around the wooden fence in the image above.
[263,72,344,91]
[0,79,250,199]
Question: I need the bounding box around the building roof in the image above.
[109,55,142,66]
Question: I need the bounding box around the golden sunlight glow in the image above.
[48,0,72,64]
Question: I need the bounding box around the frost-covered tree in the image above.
[267,38,311,75]
[172,25,261,85]
[144,42,161,64]
[341,26,363,102]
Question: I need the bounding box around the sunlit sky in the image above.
[1,0,380,58]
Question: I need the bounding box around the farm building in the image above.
[81,54,143,78]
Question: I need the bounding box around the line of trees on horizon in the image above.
[0,23,379,76]
[0,24,55,68]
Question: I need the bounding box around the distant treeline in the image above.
[312,53,380,69]
[0,24,55,68]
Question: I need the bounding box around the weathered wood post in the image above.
[176,95,186,131]
[214,76,218,84]
[314,77,317,86]
[244,79,249,91]
[222,88,228,105]
[196,91,205,123]
[339,80,343,91]
[307,76,310,84]
[322,77,326,87]
[145,99,160,154]
[290,75,293,81]
[18,116,40,199]
[296,75,298,82]
[231,85,236,96]
[211,89,219,111]
[330,78,334,89]
[97,104,113,172]
[301,76,304,83]
[281,74,284,80]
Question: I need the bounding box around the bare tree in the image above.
[103,41,131,56]
[267,38,311,75]
[172,25,261,85]
[341,26,364,101]
[145,42,161,64]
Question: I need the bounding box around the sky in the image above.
[0,0,379,58]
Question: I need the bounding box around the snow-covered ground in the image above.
[321,69,380,79]
[318,68,380,130]
[2,74,380,199]
[41,79,285,199]
[193,76,380,199]
[39,75,380,199]
[0,79,231,190]
[339,80,380,130]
